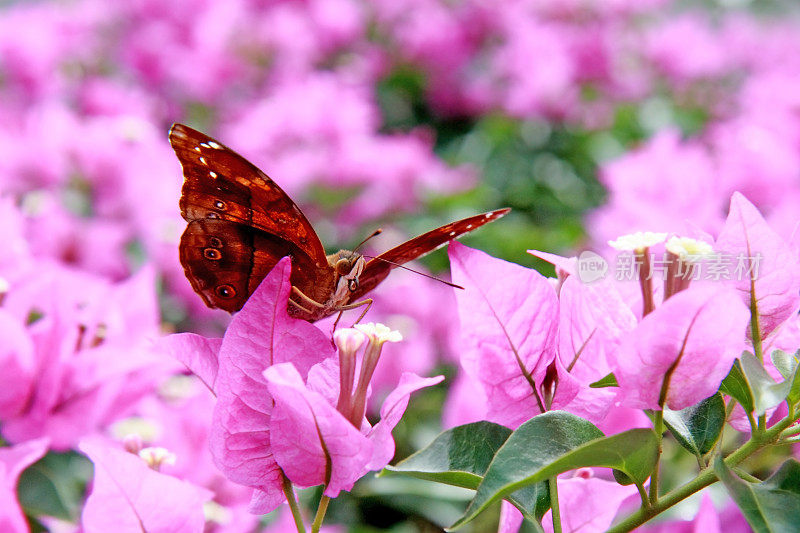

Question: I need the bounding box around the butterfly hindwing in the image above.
[350,208,510,299]
[180,218,326,312]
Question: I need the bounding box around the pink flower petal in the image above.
[0,310,35,419]
[615,286,749,410]
[498,500,524,533]
[265,362,371,497]
[80,438,212,533]
[528,249,578,277]
[0,438,49,533]
[542,472,639,533]
[557,276,636,423]
[158,333,222,394]
[210,258,333,512]
[442,372,487,429]
[366,372,443,469]
[715,192,800,338]
[450,242,559,428]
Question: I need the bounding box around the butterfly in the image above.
[169,123,509,323]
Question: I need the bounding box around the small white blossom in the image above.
[138,446,176,469]
[122,434,144,454]
[204,501,232,525]
[354,322,403,344]
[333,328,367,354]
[110,417,160,442]
[665,236,714,261]
[158,375,199,401]
[608,231,668,252]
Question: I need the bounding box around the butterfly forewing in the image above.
[350,208,511,299]
[170,123,329,269]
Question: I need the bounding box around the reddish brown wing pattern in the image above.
[169,123,329,269]
[169,123,335,312]
[350,208,510,300]
[179,218,307,312]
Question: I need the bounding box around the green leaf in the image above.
[720,358,754,414]
[449,411,658,530]
[740,352,793,416]
[505,482,551,523]
[789,367,800,406]
[18,451,92,521]
[663,393,725,456]
[589,373,619,388]
[715,458,800,533]
[612,469,634,485]
[769,350,800,405]
[385,421,551,522]
[385,421,512,489]
[770,350,799,380]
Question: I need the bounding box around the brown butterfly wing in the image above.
[170,123,334,312]
[350,208,510,300]
[169,123,329,269]
[179,219,323,312]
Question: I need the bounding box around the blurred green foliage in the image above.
[376,68,606,273]
[18,451,92,527]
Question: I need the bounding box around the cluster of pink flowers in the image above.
[588,11,800,245]
[445,192,800,531]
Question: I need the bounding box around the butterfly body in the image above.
[169,123,508,321]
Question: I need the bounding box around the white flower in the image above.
[608,231,668,252]
[138,446,176,469]
[110,417,160,442]
[665,236,714,261]
[354,322,403,344]
[159,375,198,401]
[204,501,232,525]
[333,328,367,354]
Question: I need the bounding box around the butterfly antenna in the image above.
[353,229,383,253]
[362,255,465,290]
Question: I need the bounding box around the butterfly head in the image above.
[329,250,366,299]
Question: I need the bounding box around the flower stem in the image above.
[548,477,562,533]
[779,423,800,439]
[281,474,306,533]
[608,409,795,532]
[648,408,665,505]
[311,495,330,533]
[750,293,767,433]
[336,344,356,420]
[638,251,655,317]
[636,482,650,509]
[749,281,763,363]
[731,466,761,483]
[350,343,383,425]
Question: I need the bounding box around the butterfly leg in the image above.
[288,298,315,315]
[331,310,345,332]
[337,298,373,326]
[291,286,325,309]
